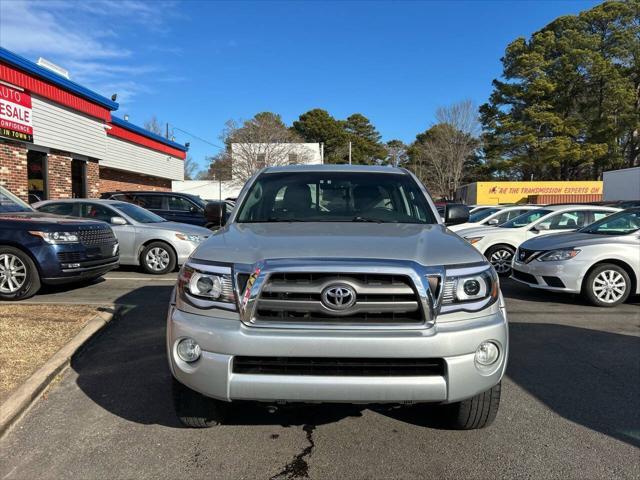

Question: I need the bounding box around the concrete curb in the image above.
[0,307,117,437]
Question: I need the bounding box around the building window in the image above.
[288,153,298,165]
[71,159,87,198]
[27,151,47,202]
[256,153,266,168]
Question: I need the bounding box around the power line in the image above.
[170,125,225,150]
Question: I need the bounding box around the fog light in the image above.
[475,341,499,366]
[176,338,201,363]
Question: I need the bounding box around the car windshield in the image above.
[113,202,167,223]
[500,209,552,228]
[579,210,640,235]
[469,207,500,223]
[0,187,33,213]
[236,171,436,224]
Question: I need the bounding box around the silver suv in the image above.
[167,165,508,430]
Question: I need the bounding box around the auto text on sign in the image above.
[0,84,33,143]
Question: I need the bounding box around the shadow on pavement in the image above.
[72,285,639,445]
[507,322,640,448]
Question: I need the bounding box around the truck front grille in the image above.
[232,356,444,376]
[78,226,116,246]
[253,272,423,326]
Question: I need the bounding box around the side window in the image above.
[80,203,115,222]
[539,210,589,230]
[38,203,74,216]
[135,195,163,209]
[592,211,612,223]
[493,211,511,224]
[507,209,527,220]
[168,196,195,212]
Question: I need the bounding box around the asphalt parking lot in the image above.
[0,272,638,480]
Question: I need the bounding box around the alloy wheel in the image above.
[489,249,513,274]
[145,247,170,272]
[592,270,627,304]
[0,253,27,293]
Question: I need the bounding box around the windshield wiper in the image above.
[351,216,384,223]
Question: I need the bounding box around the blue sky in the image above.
[1,0,601,172]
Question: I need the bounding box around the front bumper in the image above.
[511,258,585,293]
[34,241,120,284]
[167,304,508,404]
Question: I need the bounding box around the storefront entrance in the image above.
[71,159,87,198]
[27,150,47,202]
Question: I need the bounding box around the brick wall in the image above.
[99,167,171,193]
[0,140,28,200]
[86,160,100,198]
[47,150,73,199]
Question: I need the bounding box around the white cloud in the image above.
[0,0,179,106]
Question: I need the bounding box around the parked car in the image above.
[448,205,538,232]
[100,191,227,229]
[34,199,211,275]
[512,207,640,307]
[0,187,119,300]
[457,204,620,276]
[168,165,508,430]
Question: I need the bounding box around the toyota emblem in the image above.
[321,284,356,311]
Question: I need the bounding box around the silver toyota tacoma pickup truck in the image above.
[167,165,508,429]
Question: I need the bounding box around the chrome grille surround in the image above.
[234,259,445,330]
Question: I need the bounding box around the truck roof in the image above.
[263,164,407,174]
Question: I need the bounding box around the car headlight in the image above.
[29,231,79,244]
[175,233,207,243]
[439,264,499,314]
[177,263,235,310]
[536,248,580,261]
[464,236,483,245]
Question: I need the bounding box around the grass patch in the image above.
[0,304,99,403]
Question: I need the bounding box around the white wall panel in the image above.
[103,135,184,181]
[31,95,107,159]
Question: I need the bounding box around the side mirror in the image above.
[110,216,127,225]
[204,202,227,228]
[487,218,499,226]
[444,204,469,226]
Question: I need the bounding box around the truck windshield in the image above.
[236,172,436,224]
[0,187,33,213]
[500,209,551,228]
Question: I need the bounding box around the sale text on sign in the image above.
[0,84,33,143]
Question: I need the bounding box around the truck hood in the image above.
[0,211,106,228]
[192,222,486,267]
[521,231,636,250]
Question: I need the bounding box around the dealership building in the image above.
[0,47,187,202]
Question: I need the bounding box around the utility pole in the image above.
[348,141,352,165]
[166,122,169,140]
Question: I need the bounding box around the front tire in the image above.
[172,377,230,428]
[583,264,631,307]
[445,382,501,430]
[486,245,515,277]
[0,246,41,301]
[140,242,177,275]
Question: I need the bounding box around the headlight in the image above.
[439,265,499,314]
[29,231,79,244]
[464,236,483,245]
[177,263,235,309]
[175,233,206,243]
[537,249,580,261]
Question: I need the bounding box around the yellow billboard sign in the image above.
[458,181,603,204]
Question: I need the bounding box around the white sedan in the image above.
[448,205,538,232]
[457,204,621,275]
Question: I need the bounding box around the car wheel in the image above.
[583,264,631,307]
[140,242,177,275]
[172,377,230,428]
[486,245,515,277]
[0,247,41,301]
[444,382,501,430]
